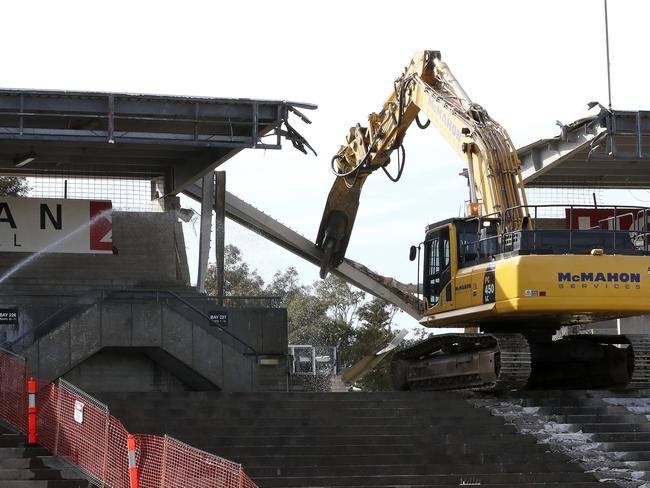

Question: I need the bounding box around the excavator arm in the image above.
[316,50,528,278]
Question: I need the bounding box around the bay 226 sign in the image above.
[0,308,18,326]
[0,197,112,254]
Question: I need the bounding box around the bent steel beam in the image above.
[183,180,422,319]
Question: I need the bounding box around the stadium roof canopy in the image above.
[0,89,316,194]
[519,107,650,188]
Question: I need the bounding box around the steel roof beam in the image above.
[182,180,422,319]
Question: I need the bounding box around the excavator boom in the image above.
[316,50,528,278]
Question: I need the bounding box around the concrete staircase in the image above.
[97,391,619,488]
[475,389,650,487]
[0,423,88,487]
[1,283,202,354]
[2,283,286,393]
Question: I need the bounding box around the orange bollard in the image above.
[27,377,37,445]
[127,434,139,488]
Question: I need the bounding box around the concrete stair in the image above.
[476,389,650,487]
[1,283,201,353]
[0,423,88,487]
[97,391,616,488]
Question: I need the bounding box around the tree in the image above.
[283,275,362,355]
[266,266,306,304]
[357,297,397,330]
[266,268,401,391]
[265,267,328,344]
[346,297,399,391]
[205,244,264,297]
[314,275,365,325]
[203,244,402,391]
[278,274,400,391]
[0,176,29,196]
[286,291,332,344]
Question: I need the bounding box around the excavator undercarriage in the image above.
[390,332,650,391]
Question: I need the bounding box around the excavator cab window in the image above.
[424,227,451,307]
[457,218,499,268]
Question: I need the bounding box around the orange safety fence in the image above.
[0,348,27,433]
[0,348,258,488]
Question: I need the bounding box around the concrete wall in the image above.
[22,299,287,392]
[64,349,188,392]
[180,304,288,356]
[0,291,99,347]
[0,211,189,286]
[0,206,287,392]
[0,209,192,346]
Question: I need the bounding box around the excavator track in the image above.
[626,335,650,388]
[540,334,650,389]
[390,332,530,392]
[491,334,532,391]
[392,332,650,392]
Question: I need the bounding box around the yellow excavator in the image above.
[316,50,650,390]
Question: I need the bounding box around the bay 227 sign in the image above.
[0,197,112,254]
[209,310,228,327]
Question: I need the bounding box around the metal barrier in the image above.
[288,345,339,376]
[2,288,276,356]
[0,348,258,488]
[454,204,650,269]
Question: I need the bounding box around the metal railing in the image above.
[164,290,258,356]
[288,345,339,376]
[1,289,104,353]
[1,288,280,356]
[457,204,650,265]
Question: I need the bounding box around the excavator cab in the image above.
[421,221,466,314]
[423,224,453,308]
[420,217,500,315]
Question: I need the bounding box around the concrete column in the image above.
[214,171,226,303]
[196,173,215,293]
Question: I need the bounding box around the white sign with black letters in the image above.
[74,400,84,424]
[0,197,112,254]
[0,308,18,326]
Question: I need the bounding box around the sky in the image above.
[3,0,650,332]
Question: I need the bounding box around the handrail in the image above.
[509,203,650,209]
[2,289,104,352]
[0,289,281,307]
[458,203,650,262]
[164,290,258,356]
[3,287,264,356]
[0,345,25,362]
[106,290,281,307]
